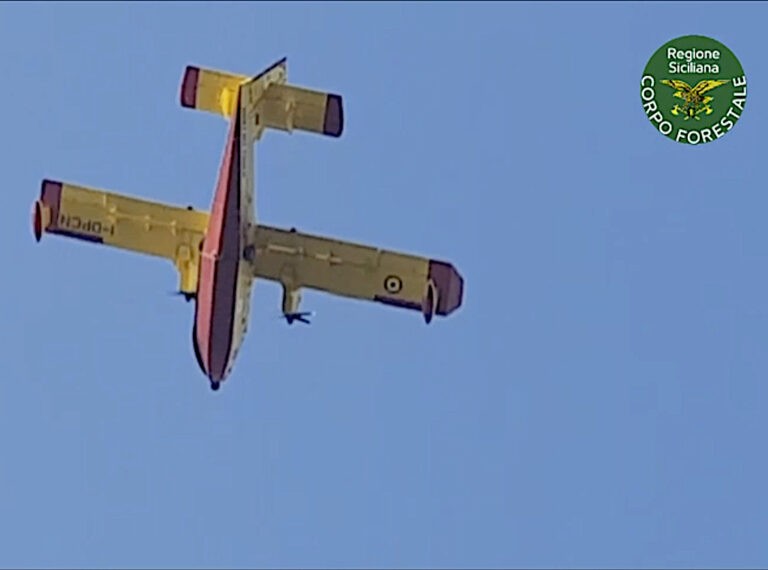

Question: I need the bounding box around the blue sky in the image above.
[2,1,767,568]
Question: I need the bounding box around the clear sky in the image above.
[2,1,767,568]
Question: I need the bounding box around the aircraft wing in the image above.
[249,225,464,322]
[32,179,210,295]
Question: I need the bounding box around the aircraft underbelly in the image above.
[193,94,254,383]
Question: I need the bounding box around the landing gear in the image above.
[210,381,221,392]
[284,312,312,325]
[282,284,302,316]
[280,283,312,324]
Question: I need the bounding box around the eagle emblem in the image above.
[661,78,729,120]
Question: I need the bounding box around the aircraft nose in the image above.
[192,323,230,391]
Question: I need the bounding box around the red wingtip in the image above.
[180,65,200,108]
[323,94,344,137]
[428,261,464,316]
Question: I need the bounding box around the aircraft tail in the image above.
[180,58,343,137]
[180,65,249,118]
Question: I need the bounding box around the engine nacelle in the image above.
[421,279,439,324]
[32,199,51,242]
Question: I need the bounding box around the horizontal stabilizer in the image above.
[180,59,343,137]
[257,84,343,138]
[180,65,249,117]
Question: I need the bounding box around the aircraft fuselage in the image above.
[193,92,254,387]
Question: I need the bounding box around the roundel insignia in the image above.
[384,275,403,294]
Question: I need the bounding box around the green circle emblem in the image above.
[640,35,747,145]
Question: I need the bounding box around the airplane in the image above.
[31,58,464,392]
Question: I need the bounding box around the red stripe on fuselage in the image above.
[194,99,243,382]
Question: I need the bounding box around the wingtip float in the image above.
[33,57,463,392]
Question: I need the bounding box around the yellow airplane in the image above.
[31,58,464,391]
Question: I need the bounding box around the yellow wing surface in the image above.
[248,225,464,322]
[180,58,343,138]
[32,179,463,321]
[32,179,209,295]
